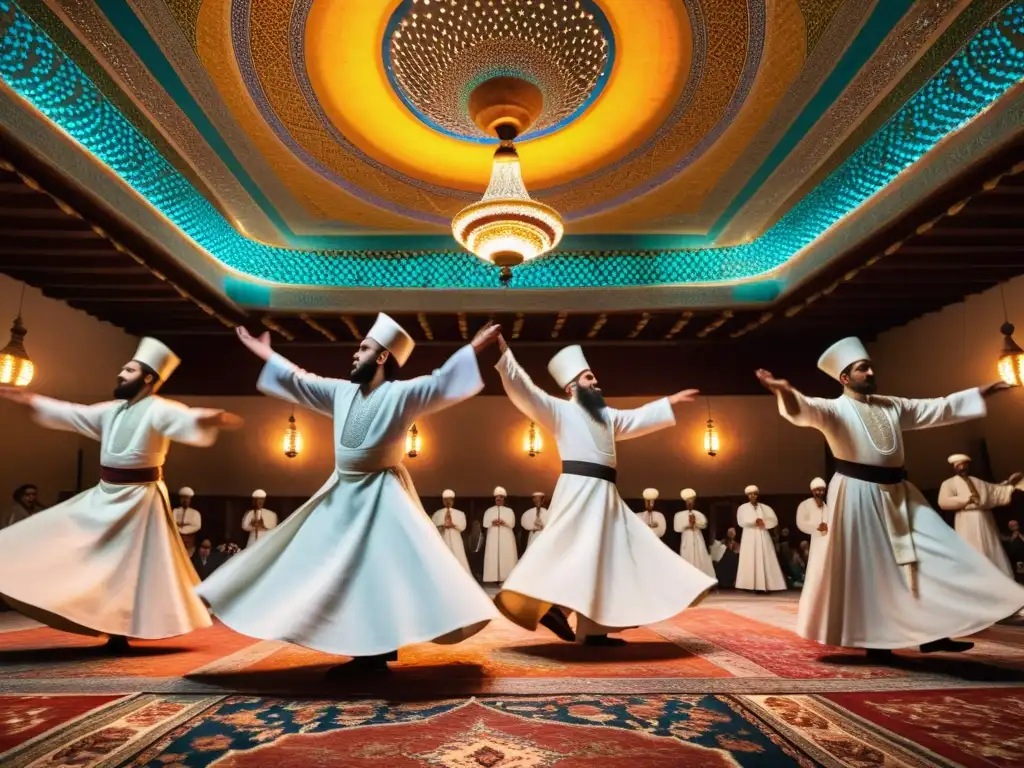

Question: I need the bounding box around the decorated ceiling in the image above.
[0,0,1022,311]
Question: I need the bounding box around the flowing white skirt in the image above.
[799,477,1024,648]
[0,481,210,638]
[198,466,497,656]
[496,474,716,635]
[736,530,788,591]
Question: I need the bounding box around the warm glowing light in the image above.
[523,421,543,457]
[999,321,1024,387]
[452,143,563,275]
[703,418,720,457]
[0,314,33,388]
[283,412,302,458]
[406,423,421,458]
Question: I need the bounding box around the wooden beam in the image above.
[42,286,181,301]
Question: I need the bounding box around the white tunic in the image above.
[431,507,470,572]
[674,509,715,578]
[241,509,279,548]
[795,497,831,572]
[735,503,787,592]
[636,510,667,538]
[521,506,549,548]
[493,350,715,637]
[482,506,518,582]
[939,474,1015,578]
[197,345,497,656]
[0,395,219,638]
[779,388,1024,648]
[172,506,202,555]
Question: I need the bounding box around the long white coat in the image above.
[521,506,548,548]
[432,507,470,572]
[636,510,667,538]
[795,497,831,570]
[197,345,497,656]
[493,350,715,638]
[736,503,787,591]
[482,506,518,582]
[939,474,1015,578]
[241,509,278,548]
[0,395,219,638]
[674,509,715,578]
[779,387,1024,648]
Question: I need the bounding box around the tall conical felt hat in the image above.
[818,337,870,381]
[133,337,180,381]
[548,345,590,389]
[367,313,415,367]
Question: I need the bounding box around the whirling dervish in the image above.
[675,488,715,578]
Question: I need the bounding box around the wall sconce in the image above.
[703,398,719,457]
[998,285,1023,386]
[283,409,302,458]
[523,421,543,457]
[406,423,421,458]
[0,283,34,388]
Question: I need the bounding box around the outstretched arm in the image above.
[756,369,836,429]
[399,323,499,419]
[494,335,561,430]
[896,389,986,432]
[238,327,340,416]
[153,399,243,447]
[0,389,111,441]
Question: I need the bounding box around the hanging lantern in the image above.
[406,423,421,458]
[0,285,34,388]
[283,410,302,458]
[523,421,543,457]
[998,322,1024,387]
[703,398,719,457]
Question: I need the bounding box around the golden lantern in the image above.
[523,421,543,457]
[703,399,719,457]
[0,284,34,388]
[998,322,1024,387]
[406,423,421,458]
[452,78,563,283]
[283,410,302,459]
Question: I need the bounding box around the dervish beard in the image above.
[575,386,607,422]
[849,377,877,395]
[113,377,145,400]
[350,358,378,389]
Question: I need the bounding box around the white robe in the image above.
[173,506,202,555]
[493,350,715,638]
[197,345,497,656]
[637,510,667,538]
[795,497,831,571]
[939,474,1015,578]
[482,506,518,582]
[779,388,1024,648]
[241,509,279,548]
[674,509,715,578]
[521,506,548,548]
[736,503,787,592]
[0,395,219,638]
[431,507,470,572]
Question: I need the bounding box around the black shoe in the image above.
[920,638,974,654]
[325,654,393,679]
[539,608,575,642]
[582,634,626,647]
[865,648,895,662]
[104,635,131,655]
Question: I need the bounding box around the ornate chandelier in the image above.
[452,78,564,282]
[0,283,34,388]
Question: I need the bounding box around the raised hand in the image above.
[756,369,790,393]
[0,388,35,407]
[236,326,273,361]
[1008,472,1024,486]
[471,322,502,353]
[497,333,509,356]
[668,388,700,405]
[197,410,245,431]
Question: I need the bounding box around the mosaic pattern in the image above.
[384,0,613,142]
[0,1,1022,289]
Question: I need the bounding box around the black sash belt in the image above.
[834,459,906,485]
[561,460,617,484]
[100,466,162,484]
